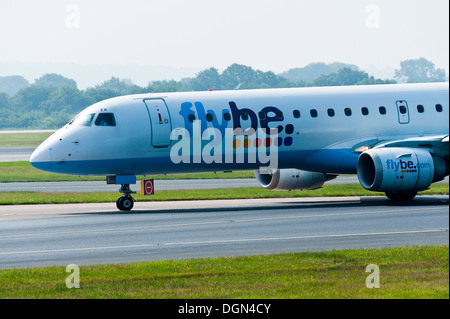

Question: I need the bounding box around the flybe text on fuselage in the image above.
[179,100,294,139]
[172,100,291,168]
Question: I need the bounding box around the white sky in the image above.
[0,0,448,77]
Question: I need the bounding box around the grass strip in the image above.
[0,132,53,148]
[0,183,447,205]
[0,246,447,299]
[0,161,254,182]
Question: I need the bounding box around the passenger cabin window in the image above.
[417,105,424,113]
[361,107,369,116]
[436,104,443,112]
[206,113,213,122]
[188,114,196,122]
[73,113,95,126]
[293,110,300,118]
[399,105,407,114]
[241,112,249,121]
[224,112,231,121]
[95,113,116,126]
[310,109,318,118]
[344,108,352,116]
[327,109,335,117]
[379,106,386,115]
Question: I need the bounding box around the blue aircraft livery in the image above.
[29,83,448,210]
[179,101,294,146]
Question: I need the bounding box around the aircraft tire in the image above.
[385,191,417,201]
[116,196,134,211]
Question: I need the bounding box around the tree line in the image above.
[0,58,447,130]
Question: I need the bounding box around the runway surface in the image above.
[0,195,448,269]
[0,147,35,162]
[4,176,447,193]
[0,176,366,192]
[0,179,259,192]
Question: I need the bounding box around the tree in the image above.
[221,64,258,89]
[220,64,292,90]
[12,85,54,111]
[34,73,78,89]
[147,80,187,93]
[394,58,447,83]
[358,76,396,85]
[313,68,368,86]
[280,62,359,83]
[312,68,395,87]
[83,87,121,104]
[190,68,221,91]
[94,77,144,95]
[42,86,91,114]
[0,92,10,109]
[0,75,30,96]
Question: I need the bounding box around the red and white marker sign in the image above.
[141,179,154,195]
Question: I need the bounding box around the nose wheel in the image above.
[116,195,134,211]
[117,184,135,211]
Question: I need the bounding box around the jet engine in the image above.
[255,168,335,191]
[357,147,448,199]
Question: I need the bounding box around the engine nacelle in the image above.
[356,147,445,193]
[255,169,332,191]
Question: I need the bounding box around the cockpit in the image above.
[69,112,116,127]
[95,113,116,126]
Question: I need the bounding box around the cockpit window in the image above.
[71,113,96,126]
[95,113,116,126]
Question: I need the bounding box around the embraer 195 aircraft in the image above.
[30,83,449,211]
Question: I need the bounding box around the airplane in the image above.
[30,82,449,211]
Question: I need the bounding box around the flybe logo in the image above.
[179,101,294,147]
[169,100,296,169]
[385,159,430,173]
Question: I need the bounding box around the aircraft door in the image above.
[395,100,410,124]
[144,99,172,147]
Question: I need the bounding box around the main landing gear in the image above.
[117,184,135,211]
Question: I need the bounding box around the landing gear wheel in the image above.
[385,191,417,201]
[115,183,136,211]
[116,196,134,211]
[116,197,124,210]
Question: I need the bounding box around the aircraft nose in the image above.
[29,145,52,171]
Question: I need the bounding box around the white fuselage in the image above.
[30,83,449,177]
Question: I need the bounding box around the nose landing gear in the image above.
[117,184,136,211]
[107,176,138,211]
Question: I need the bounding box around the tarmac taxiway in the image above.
[0,195,448,269]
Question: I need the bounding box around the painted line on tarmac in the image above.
[163,229,448,246]
[0,229,446,256]
[0,206,443,240]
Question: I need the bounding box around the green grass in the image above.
[0,161,254,183]
[1,133,447,299]
[0,183,447,205]
[0,246,447,298]
[0,161,100,182]
[0,132,53,148]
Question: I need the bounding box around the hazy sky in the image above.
[0,0,448,79]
